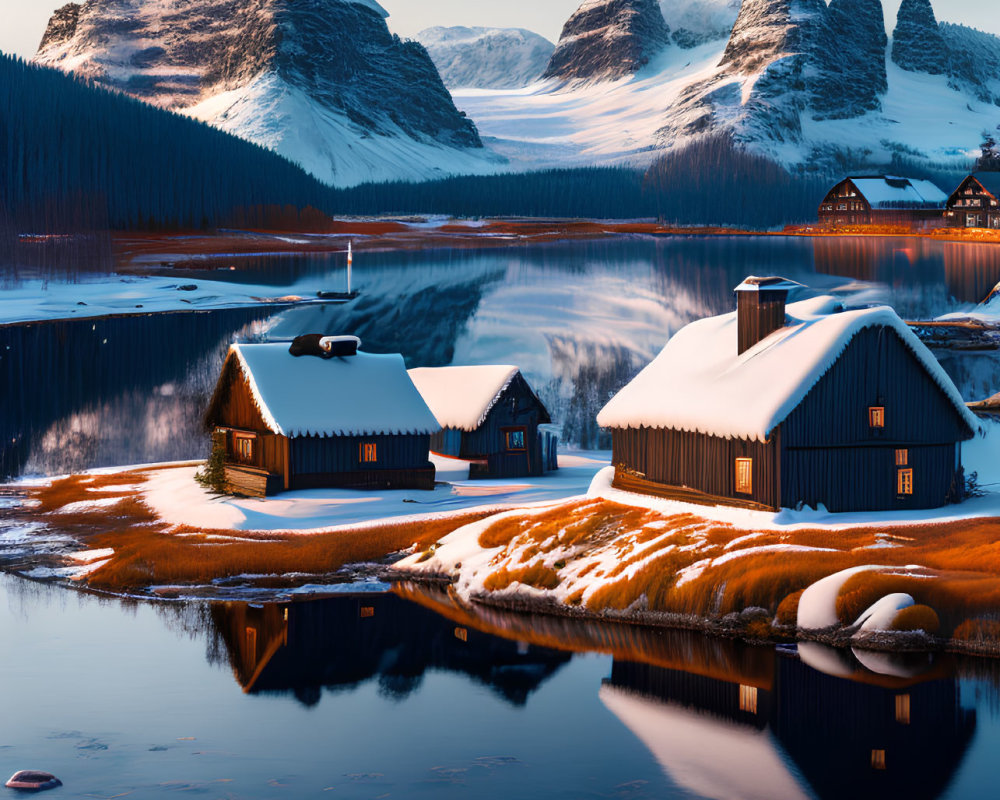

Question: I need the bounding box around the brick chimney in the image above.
[734,277,800,355]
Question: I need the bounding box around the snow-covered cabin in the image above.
[407,365,555,478]
[818,176,947,228]
[598,277,979,513]
[204,335,440,496]
[945,172,1000,229]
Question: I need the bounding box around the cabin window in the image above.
[898,468,914,496]
[360,442,378,463]
[735,458,753,495]
[895,449,908,467]
[895,694,911,725]
[871,750,886,771]
[504,428,527,451]
[739,685,758,714]
[245,627,257,669]
[838,203,848,210]
[233,432,255,465]
[868,406,885,429]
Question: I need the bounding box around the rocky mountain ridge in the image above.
[417,27,554,90]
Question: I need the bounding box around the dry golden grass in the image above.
[891,605,941,634]
[776,590,804,627]
[483,562,562,592]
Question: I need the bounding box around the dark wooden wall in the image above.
[611,427,779,510]
[738,290,788,354]
[291,434,431,476]
[206,357,268,432]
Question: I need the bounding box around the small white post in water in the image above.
[347,240,353,295]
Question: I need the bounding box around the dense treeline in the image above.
[0,53,333,234]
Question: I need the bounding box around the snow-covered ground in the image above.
[140,452,609,533]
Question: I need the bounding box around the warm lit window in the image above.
[234,433,255,464]
[895,449,908,466]
[895,694,911,725]
[735,458,753,495]
[871,750,886,771]
[898,468,914,496]
[739,684,758,714]
[245,627,257,669]
[505,429,526,451]
[360,606,375,618]
[455,627,468,642]
[360,442,378,463]
[869,406,885,428]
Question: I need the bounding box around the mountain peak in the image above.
[892,0,949,75]
[417,27,555,90]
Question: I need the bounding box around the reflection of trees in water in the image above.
[208,594,572,708]
[934,351,1000,403]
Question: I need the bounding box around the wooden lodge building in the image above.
[205,335,440,497]
[407,365,557,479]
[818,176,947,228]
[945,172,1000,229]
[597,277,979,513]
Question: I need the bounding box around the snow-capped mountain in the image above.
[660,0,740,48]
[543,0,672,83]
[35,0,500,187]
[452,0,1000,175]
[417,27,554,90]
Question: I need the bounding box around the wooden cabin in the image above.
[597,277,978,513]
[818,176,947,228]
[945,172,1000,229]
[205,335,439,497]
[407,365,556,479]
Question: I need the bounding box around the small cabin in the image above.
[818,176,947,228]
[598,277,978,513]
[205,335,439,497]
[407,365,555,479]
[944,172,1000,229]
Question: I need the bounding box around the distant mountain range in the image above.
[34,0,1000,185]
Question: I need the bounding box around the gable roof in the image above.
[225,343,439,438]
[969,171,1000,199]
[847,176,948,209]
[597,296,979,442]
[407,365,523,432]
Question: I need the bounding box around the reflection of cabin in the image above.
[204,335,439,497]
[602,651,975,800]
[211,593,571,707]
[407,366,556,479]
[945,173,1000,229]
[818,176,947,228]
[598,277,978,512]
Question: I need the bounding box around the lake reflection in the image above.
[4,235,1000,478]
[3,574,999,800]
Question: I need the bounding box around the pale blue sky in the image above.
[1,0,997,59]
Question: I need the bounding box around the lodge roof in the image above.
[597,295,980,442]
[227,343,440,438]
[968,171,1000,199]
[845,175,948,209]
[408,365,548,431]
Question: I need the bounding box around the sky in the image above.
[1,0,998,59]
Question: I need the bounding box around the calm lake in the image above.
[1,573,999,800]
[3,234,1000,479]
[3,234,1000,798]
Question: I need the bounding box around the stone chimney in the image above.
[734,277,800,355]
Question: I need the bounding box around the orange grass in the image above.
[891,605,941,634]
[482,563,562,592]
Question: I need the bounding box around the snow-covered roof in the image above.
[407,365,520,432]
[229,343,439,438]
[849,176,947,208]
[597,296,979,441]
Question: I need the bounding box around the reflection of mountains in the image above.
[210,593,571,707]
[603,652,976,800]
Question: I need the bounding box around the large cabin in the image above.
[205,335,439,497]
[598,277,978,513]
[944,172,1000,229]
[407,365,556,479]
[818,176,947,229]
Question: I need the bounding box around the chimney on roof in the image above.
[734,277,797,355]
[289,334,361,359]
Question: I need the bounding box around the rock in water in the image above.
[543,0,672,82]
[34,0,490,187]
[811,0,887,120]
[417,27,555,90]
[5,771,63,791]
[891,0,949,75]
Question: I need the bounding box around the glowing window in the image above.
[895,694,911,725]
[739,685,758,714]
[360,442,378,463]
[735,458,753,495]
[234,432,255,464]
[869,406,885,428]
[895,449,908,467]
[871,750,886,771]
[898,469,914,496]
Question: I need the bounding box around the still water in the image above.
[1,573,999,800]
[3,235,1000,478]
